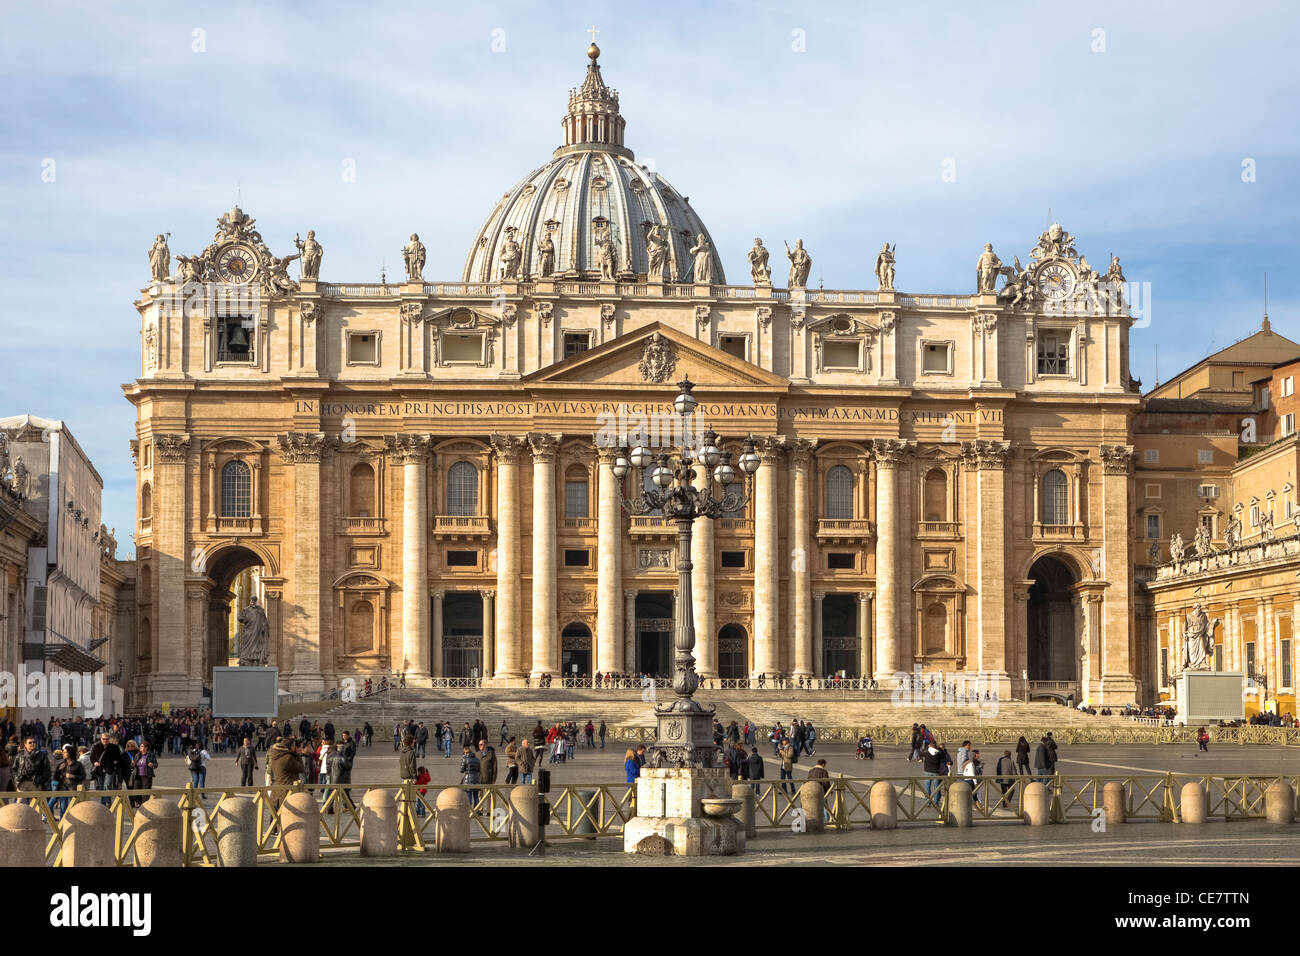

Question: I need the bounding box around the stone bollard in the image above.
[1103,782,1126,825]
[508,785,540,849]
[0,803,48,866]
[214,797,258,867]
[134,797,182,867]
[1265,781,1295,824]
[434,788,471,853]
[278,791,321,863]
[869,781,898,830]
[797,781,825,833]
[61,801,115,867]
[574,789,598,839]
[731,783,757,838]
[1023,782,1051,826]
[947,781,973,828]
[1179,782,1208,824]
[360,789,399,857]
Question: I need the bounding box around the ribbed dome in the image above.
[462,46,724,284]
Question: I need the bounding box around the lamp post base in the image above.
[624,768,745,856]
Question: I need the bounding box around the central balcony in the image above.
[816,518,874,543]
[338,516,387,536]
[433,515,492,539]
[629,515,675,538]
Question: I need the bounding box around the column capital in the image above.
[1099,443,1136,475]
[594,438,622,463]
[383,432,432,465]
[788,437,818,465]
[432,589,445,600]
[812,590,827,601]
[489,433,527,463]
[871,438,916,466]
[959,439,1013,471]
[479,588,496,600]
[857,590,874,603]
[277,431,329,464]
[756,435,787,463]
[624,589,638,600]
[527,431,562,462]
[154,433,191,464]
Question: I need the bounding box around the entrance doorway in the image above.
[561,623,592,679]
[821,594,860,678]
[718,623,748,680]
[1027,556,1080,681]
[635,592,673,677]
[442,592,484,678]
[205,545,268,688]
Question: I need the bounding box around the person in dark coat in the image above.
[477,739,498,785]
[12,737,51,791]
[995,750,1017,807]
[1015,736,1031,775]
[746,747,764,795]
[236,736,258,787]
[398,735,418,782]
[459,744,482,809]
[1033,737,1053,782]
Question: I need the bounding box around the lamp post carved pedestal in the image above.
[613,378,760,856]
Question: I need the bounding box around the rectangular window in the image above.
[922,342,951,374]
[1233,371,1245,388]
[1036,331,1070,375]
[347,331,378,365]
[1160,648,1169,688]
[1245,641,1257,678]
[1284,413,1295,437]
[1200,514,1214,534]
[1197,449,1214,465]
[1143,449,1159,464]
[1250,504,1260,527]
[822,341,860,370]
[446,550,478,567]
[1197,484,1219,498]
[1145,483,1161,499]
[1285,376,1294,397]
[563,549,590,568]
[720,550,747,569]
[1214,644,1223,671]
[443,333,484,363]
[563,332,591,358]
[719,335,747,360]
[564,480,589,518]
[1282,639,1292,688]
[827,552,855,570]
[1146,514,1160,539]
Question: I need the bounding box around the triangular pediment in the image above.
[524,322,789,390]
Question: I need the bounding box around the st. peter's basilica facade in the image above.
[126,44,1144,708]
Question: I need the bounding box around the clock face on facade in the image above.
[215,245,258,284]
[1036,263,1075,300]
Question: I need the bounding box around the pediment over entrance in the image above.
[523,322,789,390]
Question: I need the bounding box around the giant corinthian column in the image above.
[490,434,526,681]
[872,438,914,682]
[692,458,717,679]
[789,439,816,679]
[529,433,561,679]
[595,441,624,674]
[753,436,785,678]
[386,433,432,681]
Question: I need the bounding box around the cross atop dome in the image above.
[559,35,629,159]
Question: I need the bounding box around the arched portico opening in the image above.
[561,622,592,679]
[1026,554,1080,685]
[718,623,748,680]
[203,545,272,689]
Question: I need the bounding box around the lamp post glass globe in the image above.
[674,377,697,417]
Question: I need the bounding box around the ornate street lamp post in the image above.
[608,377,761,768]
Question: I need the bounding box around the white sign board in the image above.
[1175,671,1245,725]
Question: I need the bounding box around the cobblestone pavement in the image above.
[152,739,1300,790]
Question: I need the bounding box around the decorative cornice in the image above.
[154,433,191,464]
[960,439,1013,470]
[1099,443,1135,475]
[383,433,432,465]
[277,431,327,463]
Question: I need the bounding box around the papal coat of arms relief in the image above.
[638,331,678,383]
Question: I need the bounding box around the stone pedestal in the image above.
[1265,782,1295,824]
[434,788,471,853]
[62,802,115,867]
[947,782,973,828]
[214,798,258,866]
[279,792,321,863]
[134,797,182,867]
[508,785,540,848]
[1022,782,1051,826]
[869,781,898,829]
[623,768,744,856]
[1179,782,1208,824]
[360,789,399,857]
[1102,782,1126,825]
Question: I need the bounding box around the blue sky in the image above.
[2,0,1297,547]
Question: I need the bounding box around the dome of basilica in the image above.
[462,44,724,284]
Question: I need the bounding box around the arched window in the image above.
[140,482,152,519]
[447,461,478,516]
[349,463,375,517]
[826,465,854,520]
[923,468,947,522]
[1041,469,1069,525]
[347,600,374,656]
[564,465,589,518]
[220,461,251,518]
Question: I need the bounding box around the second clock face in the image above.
[1036,263,1075,300]
[216,245,258,284]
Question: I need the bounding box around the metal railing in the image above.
[8,771,1294,865]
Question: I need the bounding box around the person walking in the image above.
[517,738,535,785]
[334,731,356,807]
[921,740,945,807]
[746,746,765,796]
[398,734,418,785]
[1033,736,1053,784]
[500,721,510,747]
[909,724,922,762]
[1196,726,1210,753]
[624,748,640,784]
[995,749,1016,807]
[1015,736,1031,777]
[416,722,429,758]
[598,720,607,750]
[236,737,258,787]
[504,736,520,785]
[459,744,481,809]
[186,742,211,793]
[778,737,796,797]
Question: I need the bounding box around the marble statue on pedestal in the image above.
[1181,603,1220,672]
[689,234,715,284]
[295,231,323,279]
[148,234,170,282]
[748,238,771,283]
[976,243,1001,293]
[403,234,426,281]
[875,242,896,291]
[785,239,811,288]
[237,597,270,667]
[645,224,668,280]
